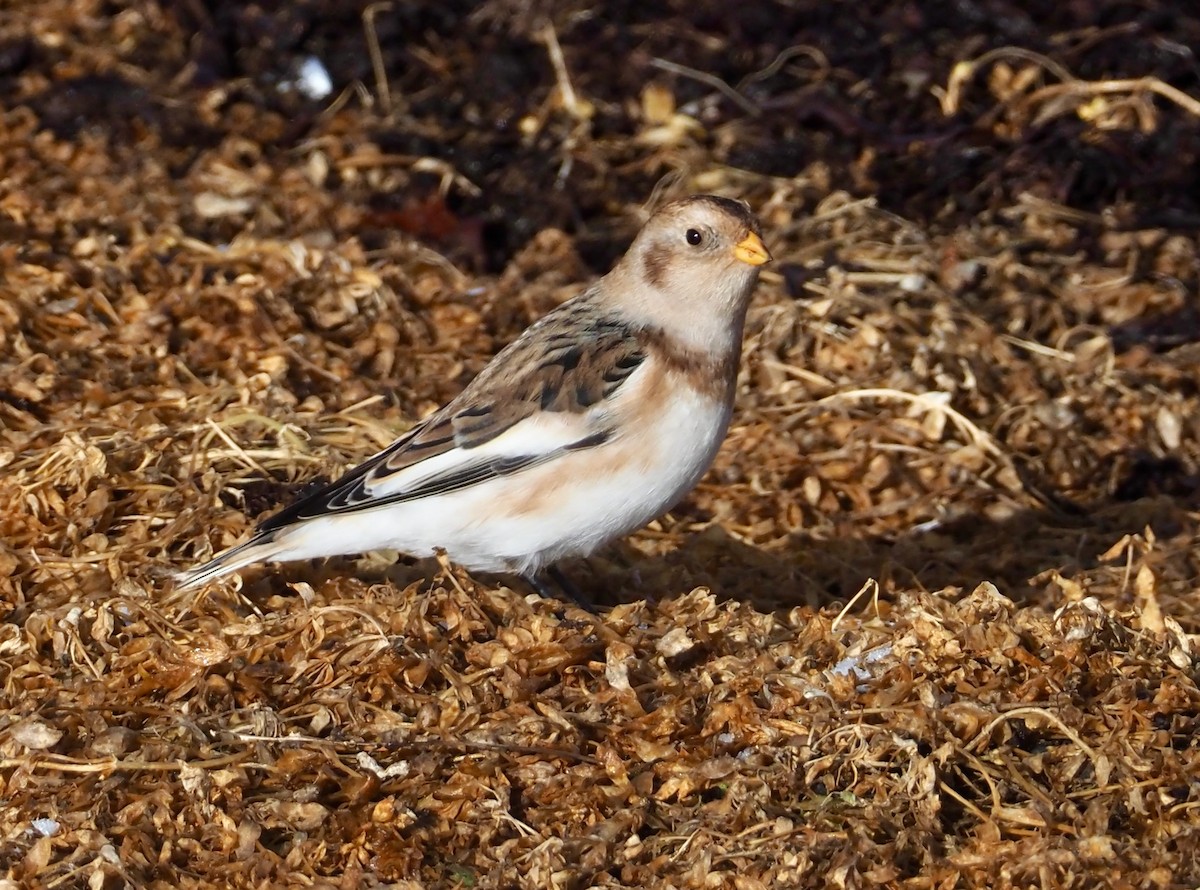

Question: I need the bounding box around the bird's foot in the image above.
[522,565,596,613]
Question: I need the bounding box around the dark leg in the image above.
[522,572,558,601]
[548,565,594,611]
[521,566,595,612]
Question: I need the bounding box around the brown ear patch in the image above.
[642,244,672,289]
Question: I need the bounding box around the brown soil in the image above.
[1,2,1199,887]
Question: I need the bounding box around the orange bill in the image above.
[733,231,771,266]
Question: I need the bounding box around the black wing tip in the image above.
[255,471,365,533]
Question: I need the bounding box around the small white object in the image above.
[10,719,62,750]
[356,751,410,780]
[31,818,60,837]
[656,627,695,658]
[830,643,894,681]
[1156,406,1182,450]
[294,57,333,100]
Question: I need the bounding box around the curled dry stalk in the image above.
[936,45,1200,130]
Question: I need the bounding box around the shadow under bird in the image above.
[177,194,771,599]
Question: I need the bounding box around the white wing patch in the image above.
[364,410,603,500]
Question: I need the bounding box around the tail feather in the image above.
[175,532,287,590]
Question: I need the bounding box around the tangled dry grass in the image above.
[1,2,1199,888]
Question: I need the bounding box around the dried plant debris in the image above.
[2,2,1199,888]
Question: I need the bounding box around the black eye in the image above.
[685,228,703,246]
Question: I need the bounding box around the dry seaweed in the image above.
[1,2,1199,888]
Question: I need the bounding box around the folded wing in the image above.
[257,301,646,533]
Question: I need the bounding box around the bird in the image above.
[176,194,770,599]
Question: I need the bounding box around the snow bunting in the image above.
[178,195,770,595]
